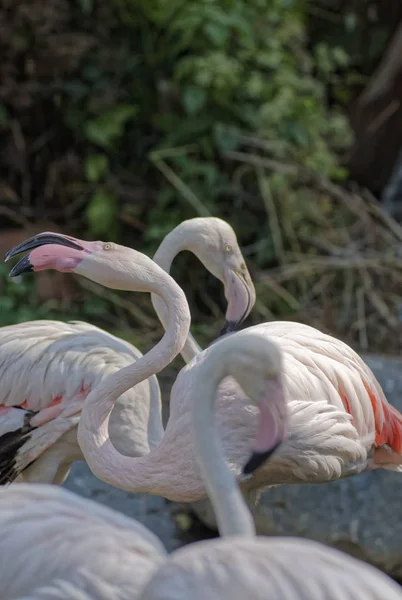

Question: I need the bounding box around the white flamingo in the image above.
[140,332,402,599]
[152,217,256,361]
[0,218,254,485]
[0,483,165,600]
[6,232,402,503]
[1,333,401,600]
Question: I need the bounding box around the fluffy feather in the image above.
[2,485,401,600]
[0,320,162,484]
[0,484,165,600]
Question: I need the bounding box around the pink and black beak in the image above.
[243,442,281,476]
[220,269,256,336]
[242,377,288,476]
[4,232,86,276]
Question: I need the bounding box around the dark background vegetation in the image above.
[1,0,402,354]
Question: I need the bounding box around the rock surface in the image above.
[63,354,402,577]
[63,463,186,553]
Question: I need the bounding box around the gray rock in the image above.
[64,462,189,553]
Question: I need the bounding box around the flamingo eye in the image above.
[225,244,233,253]
[103,243,113,251]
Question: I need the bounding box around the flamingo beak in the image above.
[242,378,288,476]
[5,233,86,277]
[220,269,255,336]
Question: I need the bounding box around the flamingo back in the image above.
[0,483,165,600]
[140,536,402,599]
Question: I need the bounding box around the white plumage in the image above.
[0,484,165,600]
[141,536,402,600]
[139,331,402,599]
[5,226,402,501]
[0,217,254,485]
[0,319,161,484]
[2,485,400,600]
[2,330,401,599]
[73,320,402,503]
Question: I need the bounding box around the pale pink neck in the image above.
[152,228,202,363]
[76,269,191,493]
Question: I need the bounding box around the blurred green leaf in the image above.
[77,0,93,13]
[86,189,118,237]
[84,154,109,183]
[204,22,228,46]
[0,297,14,311]
[213,123,240,152]
[85,105,138,149]
[344,13,357,32]
[82,298,109,316]
[182,86,206,115]
[332,166,349,182]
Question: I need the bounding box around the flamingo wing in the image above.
[0,320,157,483]
[258,321,402,464]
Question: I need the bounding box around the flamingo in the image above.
[0,483,165,599]
[152,216,256,361]
[6,232,402,503]
[0,217,254,485]
[0,237,191,485]
[1,334,401,599]
[140,332,402,599]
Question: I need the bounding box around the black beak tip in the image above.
[9,256,33,278]
[242,443,281,476]
[219,320,238,337]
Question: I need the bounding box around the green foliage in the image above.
[4,0,381,346]
[85,105,137,150]
[131,0,352,260]
[0,264,111,328]
[86,189,118,238]
[84,154,109,183]
[49,0,354,255]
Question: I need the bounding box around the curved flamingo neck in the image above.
[192,352,256,537]
[152,229,202,364]
[76,269,191,493]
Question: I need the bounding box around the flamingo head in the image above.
[170,217,256,335]
[219,332,288,476]
[5,232,162,292]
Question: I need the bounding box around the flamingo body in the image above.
[4,230,402,501]
[2,484,401,600]
[0,217,254,486]
[134,321,402,502]
[0,484,165,600]
[1,333,401,599]
[0,320,162,484]
[141,536,402,600]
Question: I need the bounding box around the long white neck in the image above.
[152,230,202,364]
[192,359,256,537]
[76,267,191,492]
